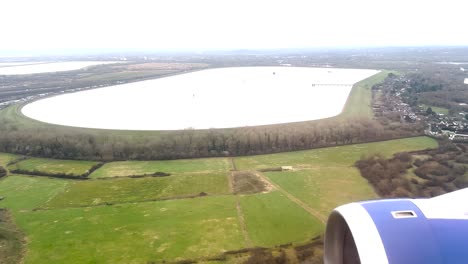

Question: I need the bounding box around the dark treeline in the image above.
[9,162,104,179]
[0,115,422,161]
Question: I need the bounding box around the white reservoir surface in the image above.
[22,67,379,130]
[0,61,120,75]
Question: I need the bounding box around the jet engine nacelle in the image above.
[324,188,468,264]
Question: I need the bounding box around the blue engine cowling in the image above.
[324,188,468,264]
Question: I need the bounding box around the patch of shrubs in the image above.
[152,172,171,177]
[9,162,106,180]
[356,144,468,198]
[6,156,28,166]
[258,167,282,172]
[99,172,172,180]
[0,166,7,178]
[9,169,88,180]
[8,162,124,180]
[86,163,105,176]
[455,153,468,164]
[355,153,412,197]
[127,171,171,178]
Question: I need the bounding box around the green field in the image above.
[240,191,324,247]
[17,196,245,264]
[264,168,376,216]
[0,136,438,263]
[0,175,244,263]
[0,175,69,210]
[46,173,230,208]
[7,158,100,176]
[235,136,437,170]
[90,158,230,178]
[0,152,19,167]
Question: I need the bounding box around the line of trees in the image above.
[0,115,423,161]
[9,162,104,179]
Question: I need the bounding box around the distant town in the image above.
[373,73,468,143]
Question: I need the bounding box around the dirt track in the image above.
[255,172,327,224]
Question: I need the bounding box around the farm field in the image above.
[0,152,19,167]
[90,157,230,178]
[0,136,438,263]
[46,173,230,208]
[17,196,245,264]
[0,175,69,210]
[263,168,376,217]
[234,136,438,170]
[7,158,100,177]
[239,191,324,247]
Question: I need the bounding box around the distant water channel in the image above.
[22,67,379,130]
[0,61,119,75]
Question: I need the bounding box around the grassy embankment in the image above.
[338,70,393,119]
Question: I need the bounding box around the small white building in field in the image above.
[281,166,293,171]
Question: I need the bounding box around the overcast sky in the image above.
[1,0,467,55]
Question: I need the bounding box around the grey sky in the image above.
[1,0,467,54]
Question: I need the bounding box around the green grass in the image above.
[7,158,100,176]
[0,175,243,263]
[16,196,245,264]
[90,158,230,178]
[240,191,323,247]
[0,153,19,167]
[234,137,438,170]
[0,175,69,210]
[264,168,377,216]
[421,104,449,115]
[234,137,437,218]
[0,136,438,263]
[46,173,230,208]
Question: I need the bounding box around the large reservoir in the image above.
[22,67,379,130]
